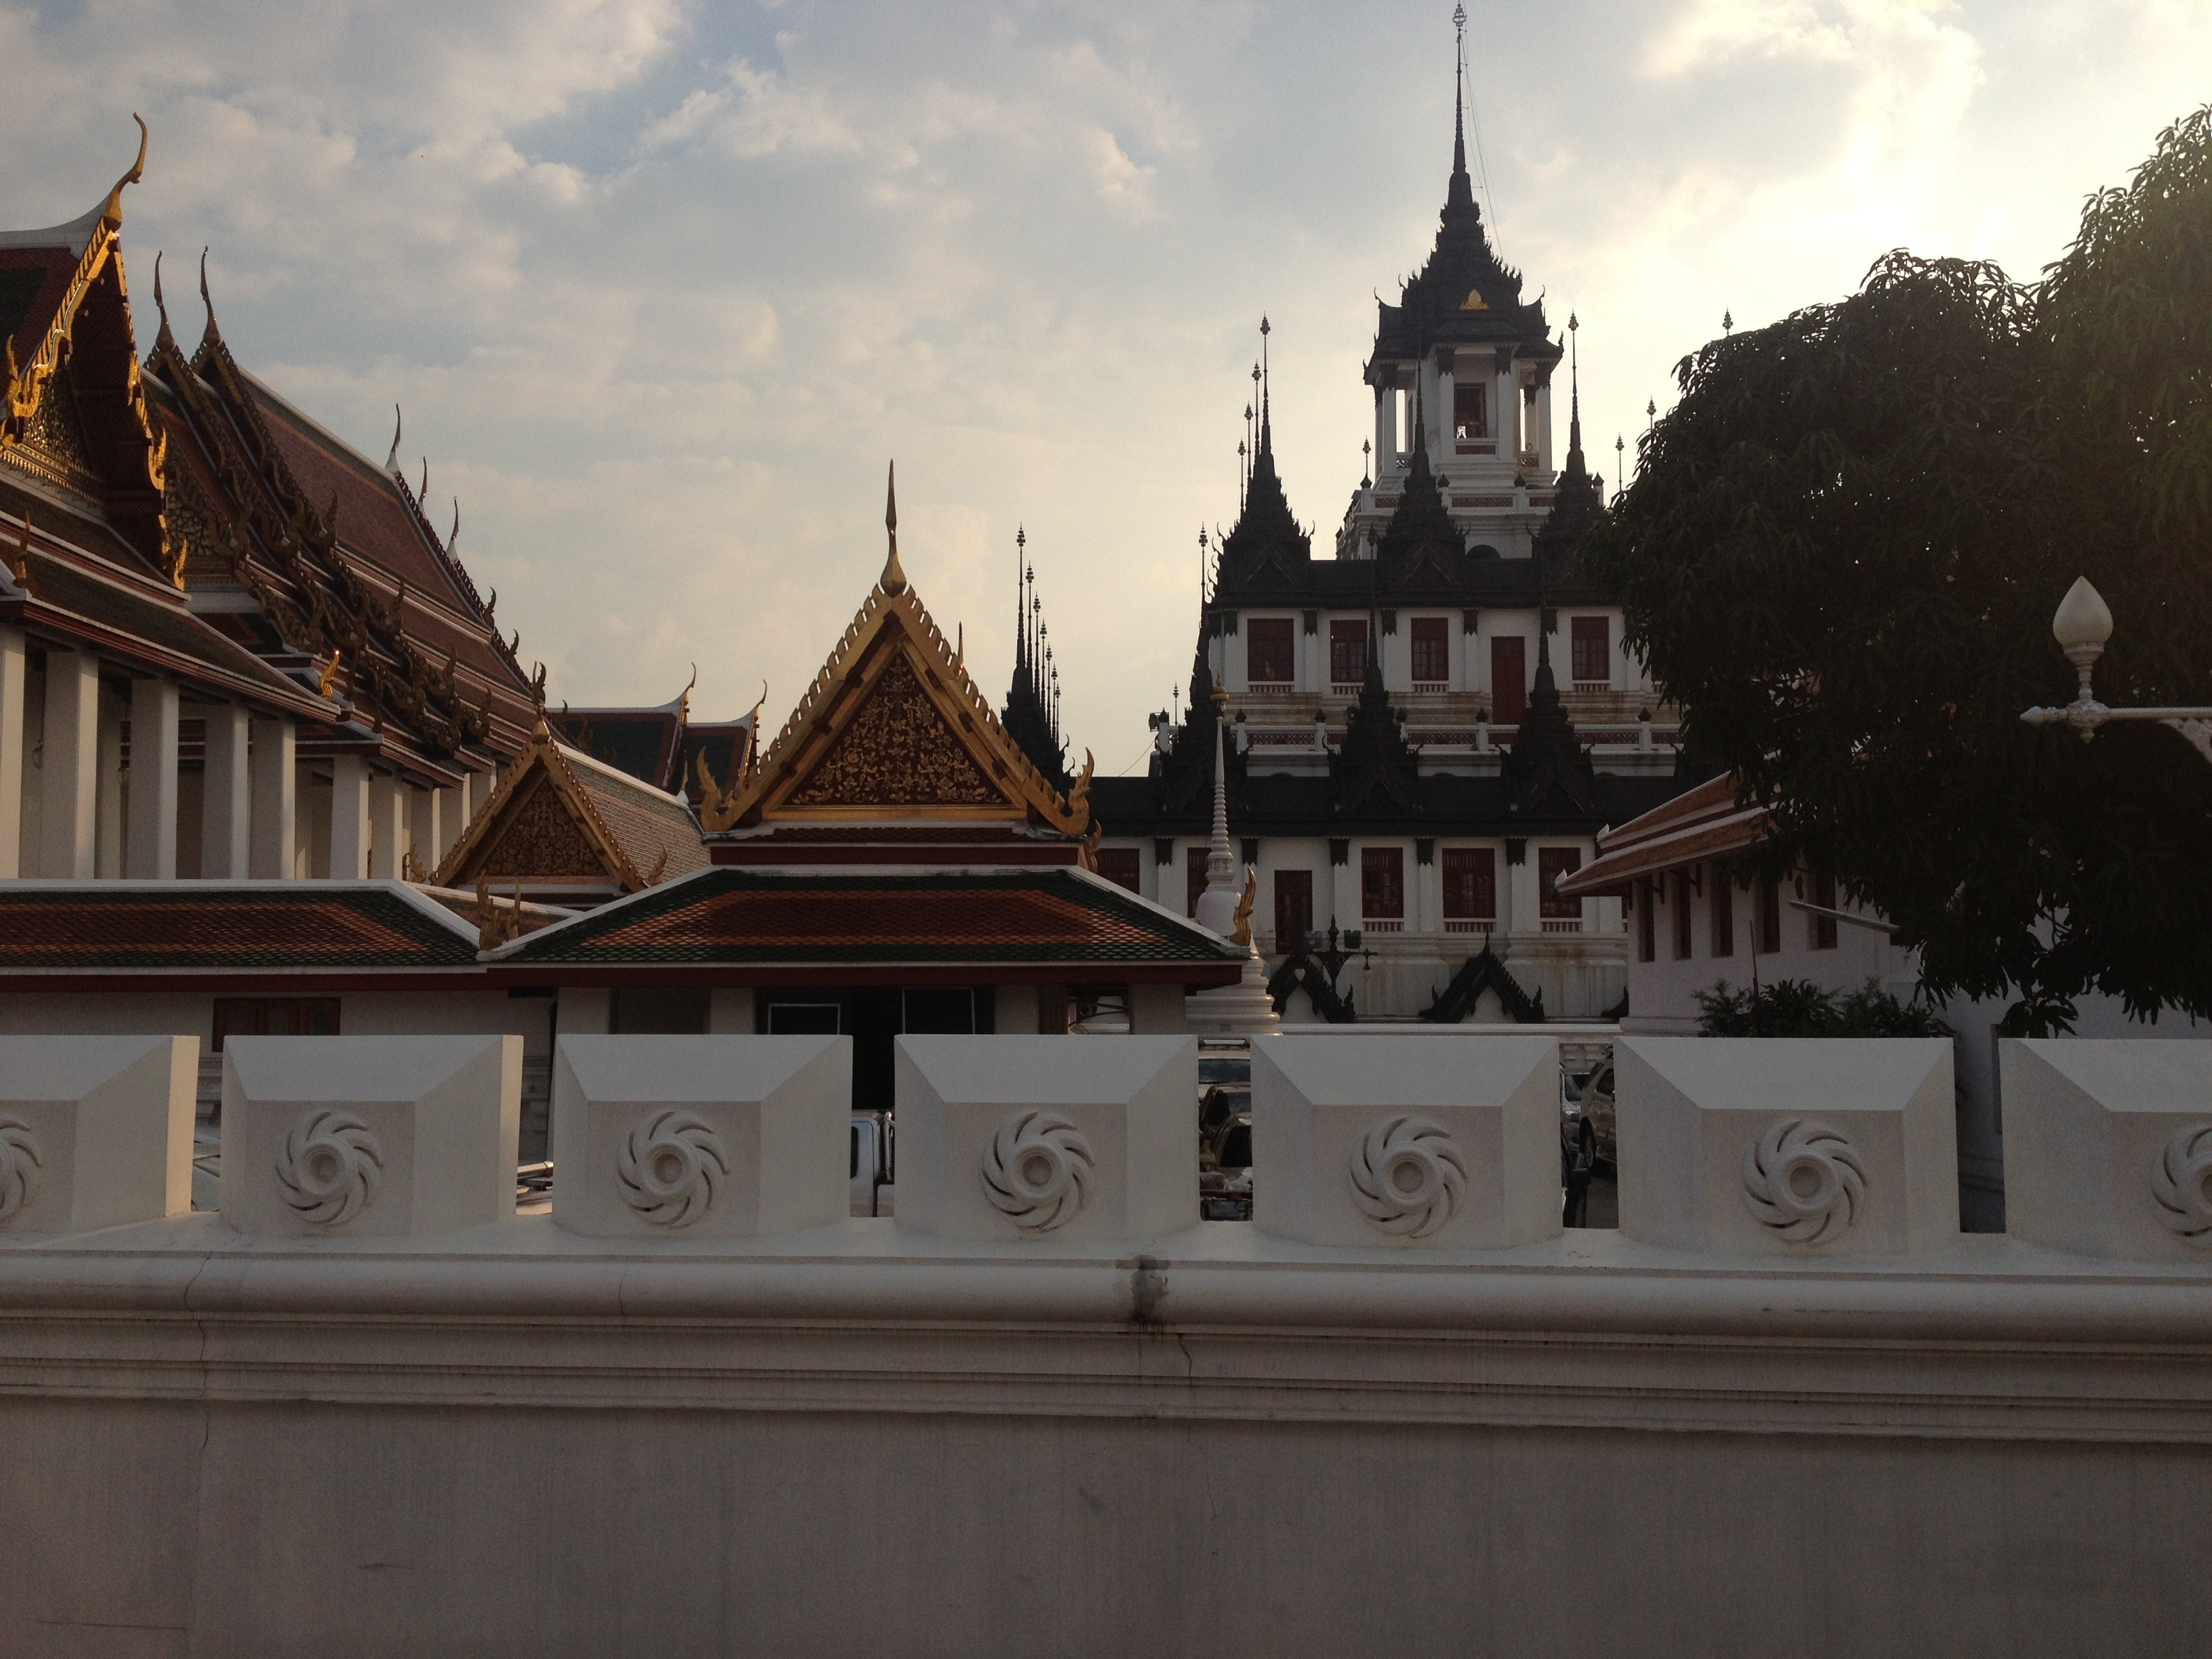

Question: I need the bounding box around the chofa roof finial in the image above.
[197,247,220,343]
[102,115,148,226]
[880,459,908,595]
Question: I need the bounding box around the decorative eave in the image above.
[705,574,1093,838]
[147,318,506,765]
[0,119,169,570]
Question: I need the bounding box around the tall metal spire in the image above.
[1567,312,1583,465]
[1448,3,1475,213]
[1258,315,1273,455]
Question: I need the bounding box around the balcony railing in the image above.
[1360,918,1404,933]
[1541,918,1583,934]
[1443,919,1494,934]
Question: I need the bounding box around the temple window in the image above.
[1490,635,1527,725]
[1538,848,1583,926]
[1273,869,1313,952]
[1711,872,1736,958]
[1410,617,1450,687]
[1441,848,1495,932]
[1757,874,1783,954]
[1811,870,1840,949]
[1094,848,1141,894]
[1329,619,1369,689]
[1361,846,1404,921]
[1187,846,1210,918]
[1247,617,1296,687]
[1454,379,1488,445]
[1673,870,1695,960]
[1570,616,1611,688]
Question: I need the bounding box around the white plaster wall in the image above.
[0,989,552,1057]
[1622,874,1908,1037]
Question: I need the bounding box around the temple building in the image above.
[1088,52,1692,1023]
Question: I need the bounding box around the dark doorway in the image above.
[759,985,995,1114]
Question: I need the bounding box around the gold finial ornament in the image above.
[317,650,342,699]
[1233,867,1256,949]
[101,115,147,226]
[880,460,908,594]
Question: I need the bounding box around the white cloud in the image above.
[0,0,2202,745]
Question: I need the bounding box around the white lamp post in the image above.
[2021,576,2212,763]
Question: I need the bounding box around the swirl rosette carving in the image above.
[981,1109,1095,1232]
[2150,1123,2212,1246]
[1741,1118,1865,1244]
[1347,1115,1467,1238]
[617,1110,729,1227]
[276,1108,384,1226]
[0,1115,44,1225]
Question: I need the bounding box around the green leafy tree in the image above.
[1694,979,1950,1039]
[1590,108,2212,1030]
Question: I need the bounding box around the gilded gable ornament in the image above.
[790,655,1000,808]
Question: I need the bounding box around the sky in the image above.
[1,0,2205,777]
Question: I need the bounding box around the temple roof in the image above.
[1555,773,1763,899]
[703,489,1091,846]
[1214,400,1312,590]
[489,866,1248,979]
[1367,89,1556,373]
[433,721,708,898]
[0,881,482,975]
[1502,631,1599,819]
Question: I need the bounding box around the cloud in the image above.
[0,0,2201,748]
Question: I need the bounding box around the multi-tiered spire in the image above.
[1000,525,1069,788]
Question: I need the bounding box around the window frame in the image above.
[1359,845,1405,920]
[1570,615,1611,687]
[1328,618,1370,687]
[1273,868,1314,952]
[1246,616,1296,687]
[1537,846,1583,920]
[1440,846,1496,922]
[1490,634,1528,725]
[1409,616,1450,686]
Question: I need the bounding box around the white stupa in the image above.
[1185,691,1282,1036]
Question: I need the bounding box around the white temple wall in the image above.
[0,1031,2207,1653]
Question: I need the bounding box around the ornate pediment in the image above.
[705,560,1088,837]
[434,720,706,893]
[789,654,1000,808]
[468,773,618,882]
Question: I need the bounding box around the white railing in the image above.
[1,1032,2207,1649]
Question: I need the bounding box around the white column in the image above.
[329,755,370,879]
[0,626,21,878]
[201,703,250,879]
[249,716,295,879]
[1437,354,1457,460]
[123,677,179,879]
[40,650,99,878]
[1508,854,1538,936]
[96,689,123,877]
[432,780,466,867]
[367,771,407,879]
[408,785,440,882]
[1495,366,1514,462]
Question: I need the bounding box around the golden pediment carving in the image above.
[788,654,999,808]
